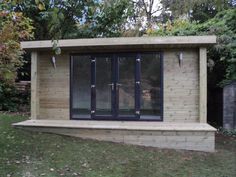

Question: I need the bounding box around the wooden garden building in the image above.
[14,36,217,152]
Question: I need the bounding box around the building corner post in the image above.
[199,47,207,123]
[31,51,39,120]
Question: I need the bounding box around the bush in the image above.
[0,81,30,112]
[218,127,236,137]
[148,9,236,86]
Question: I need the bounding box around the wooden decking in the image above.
[13,120,216,131]
[13,120,216,152]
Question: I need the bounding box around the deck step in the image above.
[13,120,216,131]
[13,120,216,152]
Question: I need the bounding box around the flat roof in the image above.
[21,36,216,51]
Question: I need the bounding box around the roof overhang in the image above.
[21,36,217,51]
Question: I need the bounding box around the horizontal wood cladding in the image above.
[40,98,69,108]
[38,52,70,120]
[39,108,69,120]
[163,49,199,122]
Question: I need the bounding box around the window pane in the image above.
[140,53,161,118]
[72,55,91,119]
[96,56,112,115]
[118,55,135,115]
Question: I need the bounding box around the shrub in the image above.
[0,10,34,83]
[0,81,30,112]
[218,127,236,137]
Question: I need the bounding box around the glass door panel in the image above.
[117,54,137,117]
[94,55,113,116]
[140,53,161,119]
[71,55,91,119]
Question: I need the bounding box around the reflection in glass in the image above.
[118,55,135,115]
[140,53,161,118]
[96,56,112,115]
[72,56,91,119]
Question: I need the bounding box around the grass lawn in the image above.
[0,114,235,177]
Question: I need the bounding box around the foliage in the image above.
[0,82,30,112]
[161,0,234,18]
[189,0,231,23]
[148,9,236,86]
[218,127,236,137]
[13,0,133,40]
[81,0,134,38]
[129,0,163,31]
[0,82,18,111]
[0,1,34,83]
[0,1,32,111]
[119,0,235,36]
[13,0,84,40]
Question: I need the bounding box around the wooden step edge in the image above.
[12,120,217,132]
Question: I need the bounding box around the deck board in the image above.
[13,120,216,131]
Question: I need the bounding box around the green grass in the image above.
[0,114,235,177]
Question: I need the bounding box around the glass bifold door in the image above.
[71,53,162,120]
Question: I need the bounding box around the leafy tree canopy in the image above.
[12,0,134,40]
[148,8,236,86]
[161,0,234,18]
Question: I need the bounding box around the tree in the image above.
[148,8,236,86]
[190,0,235,22]
[132,0,163,29]
[0,1,34,83]
[13,0,95,40]
[12,0,133,40]
[76,0,134,38]
[161,0,234,18]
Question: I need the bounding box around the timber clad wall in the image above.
[37,49,199,122]
[164,49,199,122]
[23,127,215,152]
[38,52,70,120]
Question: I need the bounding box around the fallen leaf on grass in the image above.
[15,160,21,164]
[182,156,192,161]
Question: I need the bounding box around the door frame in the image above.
[90,53,140,120]
[70,51,164,121]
